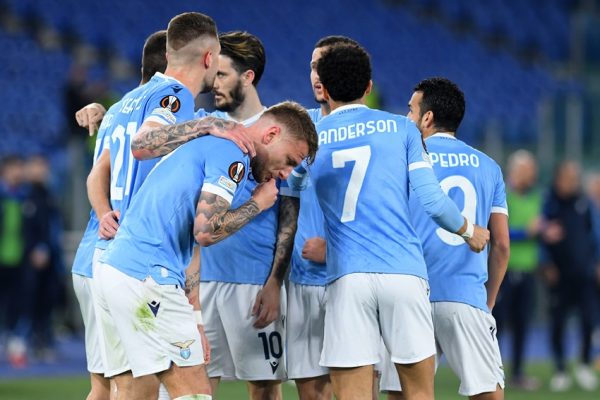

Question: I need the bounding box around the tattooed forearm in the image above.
[131,116,239,160]
[269,196,299,283]
[184,271,200,296]
[194,192,261,246]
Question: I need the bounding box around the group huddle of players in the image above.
[71,10,509,400]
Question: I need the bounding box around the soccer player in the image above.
[304,44,489,400]
[71,29,168,400]
[95,101,317,399]
[86,12,222,398]
[198,31,293,400]
[380,78,510,400]
[286,35,360,400]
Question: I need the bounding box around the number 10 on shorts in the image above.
[258,332,283,360]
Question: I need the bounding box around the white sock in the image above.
[158,384,171,400]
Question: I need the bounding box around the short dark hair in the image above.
[414,77,465,132]
[263,101,318,164]
[167,12,217,51]
[317,44,371,103]
[141,30,167,84]
[314,35,360,49]
[219,31,266,86]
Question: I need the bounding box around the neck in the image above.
[423,130,455,139]
[228,88,263,122]
[163,65,203,98]
[320,102,331,116]
[328,98,364,112]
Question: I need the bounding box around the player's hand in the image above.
[197,324,211,364]
[99,210,120,240]
[75,103,107,136]
[251,179,278,211]
[252,278,281,329]
[542,264,560,287]
[302,237,326,264]
[465,224,490,253]
[209,121,256,158]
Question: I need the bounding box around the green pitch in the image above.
[0,363,598,399]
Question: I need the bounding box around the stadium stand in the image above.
[0,0,577,152]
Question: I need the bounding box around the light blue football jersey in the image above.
[71,109,114,277]
[201,108,290,284]
[95,72,195,250]
[409,133,507,312]
[289,107,327,286]
[100,136,250,286]
[310,105,432,283]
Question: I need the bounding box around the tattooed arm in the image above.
[131,117,254,160]
[252,195,300,328]
[194,179,279,247]
[184,246,201,308]
[269,195,300,284]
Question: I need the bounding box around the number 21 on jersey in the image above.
[110,122,137,201]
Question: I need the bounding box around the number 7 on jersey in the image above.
[332,145,371,223]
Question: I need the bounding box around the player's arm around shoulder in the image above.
[131,116,255,161]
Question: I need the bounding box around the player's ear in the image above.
[422,110,435,130]
[364,80,373,97]
[322,87,330,102]
[243,70,255,87]
[262,125,281,145]
[203,51,212,69]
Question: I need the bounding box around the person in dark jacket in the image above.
[541,160,599,392]
[19,155,64,360]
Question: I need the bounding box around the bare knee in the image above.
[295,375,332,400]
[469,384,504,400]
[161,364,211,398]
[247,380,282,400]
[87,373,110,400]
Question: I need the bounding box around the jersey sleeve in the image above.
[201,144,249,204]
[144,84,195,126]
[491,165,508,216]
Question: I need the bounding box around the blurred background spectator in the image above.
[540,160,600,392]
[0,156,27,368]
[493,150,542,391]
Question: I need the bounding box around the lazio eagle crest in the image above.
[171,340,195,360]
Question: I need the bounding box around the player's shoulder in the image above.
[204,135,247,158]
[306,108,323,124]
[147,73,192,101]
[458,139,503,173]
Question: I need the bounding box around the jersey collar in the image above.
[330,104,368,115]
[430,132,457,140]
[229,106,267,127]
